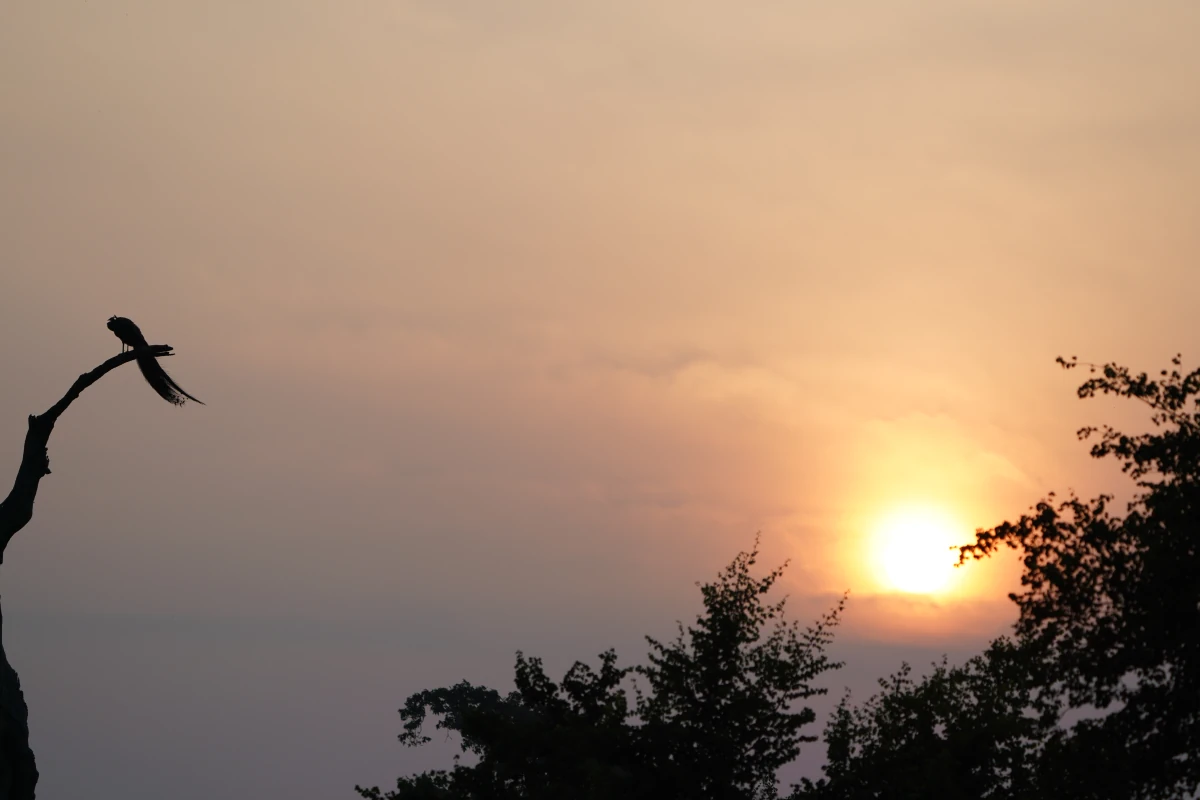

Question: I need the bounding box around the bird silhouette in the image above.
[106,316,204,406]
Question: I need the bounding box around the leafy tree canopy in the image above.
[361,355,1200,800]
[357,540,845,800]
[805,355,1200,800]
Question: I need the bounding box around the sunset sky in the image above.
[2,2,1199,797]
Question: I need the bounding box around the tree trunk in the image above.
[0,345,174,799]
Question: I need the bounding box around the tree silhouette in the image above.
[0,342,175,800]
[358,540,845,800]
[959,355,1200,799]
[804,355,1200,799]
[800,639,1053,799]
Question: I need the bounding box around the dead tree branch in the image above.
[0,343,173,800]
[0,345,173,558]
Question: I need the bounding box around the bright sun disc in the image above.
[874,507,963,594]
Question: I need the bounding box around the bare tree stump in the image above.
[0,345,174,800]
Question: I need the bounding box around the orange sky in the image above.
[2,2,1199,797]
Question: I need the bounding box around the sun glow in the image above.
[873,506,964,594]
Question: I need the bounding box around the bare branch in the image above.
[0,345,174,557]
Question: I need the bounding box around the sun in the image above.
[873,506,964,594]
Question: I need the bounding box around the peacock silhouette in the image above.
[106,316,205,406]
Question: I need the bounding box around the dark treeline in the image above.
[358,356,1200,800]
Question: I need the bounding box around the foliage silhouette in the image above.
[961,354,1200,798]
[363,355,1200,799]
[799,639,1053,799]
[803,355,1200,799]
[357,540,845,800]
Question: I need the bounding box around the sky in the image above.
[1,1,1199,797]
